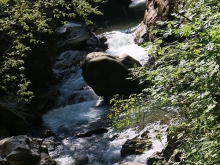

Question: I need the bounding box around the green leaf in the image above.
[205,104,216,113]
[210,64,219,76]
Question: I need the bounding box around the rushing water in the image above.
[42,1,170,164]
[104,30,149,65]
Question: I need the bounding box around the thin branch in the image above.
[173,9,193,22]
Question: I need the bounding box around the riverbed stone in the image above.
[0,135,58,165]
[121,131,152,158]
[56,22,90,52]
[30,89,61,114]
[75,155,89,165]
[41,129,55,138]
[80,52,145,99]
[76,128,108,138]
[146,152,166,165]
[162,127,182,162]
[0,96,43,139]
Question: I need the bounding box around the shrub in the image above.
[109,0,220,164]
[0,0,103,101]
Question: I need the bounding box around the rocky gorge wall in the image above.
[134,0,184,44]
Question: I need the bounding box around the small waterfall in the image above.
[104,31,150,65]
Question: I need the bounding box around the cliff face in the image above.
[134,0,184,44]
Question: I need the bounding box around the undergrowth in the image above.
[109,0,220,164]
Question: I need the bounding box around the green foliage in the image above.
[0,0,104,101]
[109,0,220,164]
[109,93,148,128]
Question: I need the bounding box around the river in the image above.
[42,1,170,164]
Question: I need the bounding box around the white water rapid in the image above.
[42,1,170,165]
[104,30,149,65]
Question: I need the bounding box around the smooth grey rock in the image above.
[81,52,145,99]
[0,135,58,165]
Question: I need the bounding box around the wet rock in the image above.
[75,155,89,165]
[0,96,43,138]
[86,31,100,51]
[146,152,166,165]
[41,130,55,138]
[68,92,87,104]
[85,34,108,52]
[0,126,9,140]
[0,135,58,165]
[143,56,156,67]
[52,50,87,80]
[40,152,58,165]
[110,134,120,141]
[56,22,90,52]
[0,103,29,136]
[42,137,56,151]
[134,22,149,45]
[53,50,86,71]
[86,35,99,51]
[68,90,98,104]
[121,131,152,158]
[99,36,108,51]
[76,128,108,138]
[30,89,60,114]
[81,52,145,99]
[140,130,149,138]
[162,127,182,162]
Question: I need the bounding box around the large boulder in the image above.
[81,52,145,99]
[0,97,42,139]
[56,22,108,53]
[121,131,152,158]
[29,89,61,114]
[0,135,58,165]
[0,103,29,137]
[56,22,90,52]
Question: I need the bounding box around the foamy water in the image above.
[104,31,150,65]
[42,1,168,164]
[130,0,146,11]
[42,29,167,164]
